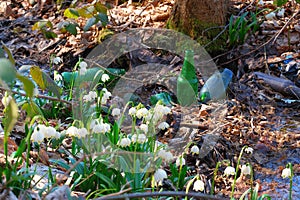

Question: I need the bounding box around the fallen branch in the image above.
[253,72,300,99]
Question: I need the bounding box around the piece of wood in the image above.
[254,72,300,99]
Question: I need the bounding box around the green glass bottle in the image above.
[177,50,199,106]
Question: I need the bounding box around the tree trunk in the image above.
[167,0,229,53]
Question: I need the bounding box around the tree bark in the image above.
[168,0,229,52]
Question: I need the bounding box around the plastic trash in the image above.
[199,68,233,103]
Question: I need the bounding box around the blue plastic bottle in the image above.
[199,68,233,102]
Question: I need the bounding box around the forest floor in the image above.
[0,0,300,199]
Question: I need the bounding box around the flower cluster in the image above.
[101,88,112,105]
[157,149,174,162]
[31,124,61,143]
[83,91,97,102]
[90,119,111,134]
[66,126,88,138]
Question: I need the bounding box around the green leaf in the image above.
[274,0,288,6]
[16,74,35,98]
[21,101,43,118]
[3,98,18,133]
[83,17,97,31]
[0,58,16,84]
[32,21,53,30]
[1,42,15,66]
[44,31,57,39]
[65,23,78,35]
[96,13,109,26]
[30,66,61,98]
[64,8,79,19]
[78,6,94,18]
[296,0,300,3]
[94,2,107,13]
[0,47,5,58]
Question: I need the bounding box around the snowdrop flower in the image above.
[101,88,112,105]
[265,12,276,20]
[281,168,292,179]
[191,145,200,155]
[136,108,148,119]
[78,128,88,138]
[193,180,205,192]
[157,149,173,162]
[54,71,63,82]
[83,91,97,102]
[66,126,79,137]
[53,57,62,65]
[154,169,167,185]
[44,126,57,138]
[118,137,131,147]
[111,108,121,116]
[128,107,137,116]
[154,104,171,116]
[224,166,235,176]
[241,164,251,175]
[1,94,12,107]
[158,122,169,130]
[92,122,111,134]
[79,61,88,75]
[101,74,110,82]
[244,147,254,154]
[176,156,186,167]
[131,134,147,143]
[139,124,148,133]
[31,126,46,143]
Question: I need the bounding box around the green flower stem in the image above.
[249,164,254,200]
[288,163,294,200]
[231,146,247,199]
[211,161,221,195]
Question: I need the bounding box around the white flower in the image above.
[176,156,186,167]
[118,137,131,147]
[224,166,235,176]
[241,165,251,175]
[78,128,88,138]
[44,126,57,138]
[54,72,63,82]
[53,57,62,65]
[139,124,148,133]
[154,169,167,185]
[158,122,169,130]
[79,61,88,75]
[191,145,200,155]
[111,108,121,116]
[193,180,205,192]
[31,126,45,143]
[101,88,112,105]
[92,122,111,134]
[1,94,12,107]
[136,108,148,119]
[244,147,253,154]
[281,168,292,179]
[83,91,97,102]
[157,149,173,162]
[137,134,147,143]
[66,126,79,137]
[265,12,276,20]
[0,124,3,132]
[128,107,137,116]
[101,74,110,82]
[131,134,147,143]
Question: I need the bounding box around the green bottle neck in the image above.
[181,50,196,78]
